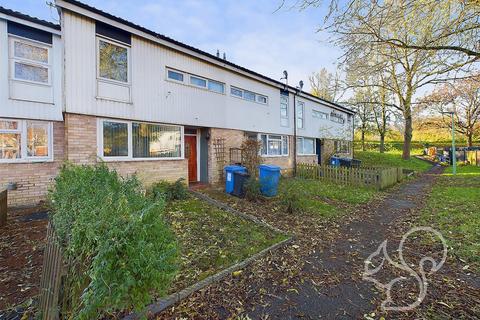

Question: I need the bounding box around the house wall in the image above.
[61,10,352,141]
[0,121,64,207]
[64,113,188,186]
[0,19,63,121]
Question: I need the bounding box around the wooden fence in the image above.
[0,189,6,227]
[297,163,405,190]
[39,222,65,320]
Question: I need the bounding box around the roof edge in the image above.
[0,6,61,32]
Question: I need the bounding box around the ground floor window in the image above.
[0,119,52,162]
[334,140,351,153]
[297,137,316,155]
[260,134,288,156]
[99,119,183,160]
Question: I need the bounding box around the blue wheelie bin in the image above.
[259,164,281,197]
[224,165,247,194]
[330,156,340,167]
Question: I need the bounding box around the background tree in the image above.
[309,67,341,101]
[421,76,480,146]
[347,87,375,151]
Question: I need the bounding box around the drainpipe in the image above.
[352,114,355,158]
[293,92,297,177]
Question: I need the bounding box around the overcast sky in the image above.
[1,0,341,92]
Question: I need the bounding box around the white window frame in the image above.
[166,68,185,83]
[259,133,289,157]
[297,137,316,155]
[297,101,305,129]
[230,86,269,105]
[0,118,53,163]
[165,67,226,95]
[9,36,52,87]
[97,119,184,162]
[96,36,131,86]
[280,95,289,127]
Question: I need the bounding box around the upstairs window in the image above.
[330,112,345,124]
[190,75,207,88]
[167,69,184,82]
[98,38,129,83]
[280,95,289,127]
[312,110,328,119]
[230,86,268,104]
[208,80,225,94]
[0,119,52,162]
[297,101,305,129]
[10,38,50,85]
[260,134,288,156]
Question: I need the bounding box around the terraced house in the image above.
[0,0,354,207]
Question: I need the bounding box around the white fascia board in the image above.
[0,14,61,35]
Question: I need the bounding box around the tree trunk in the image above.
[361,130,366,151]
[468,134,473,147]
[379,134,385,153]
[403,115,413,160]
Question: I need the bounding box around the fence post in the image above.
[0,189,6,227]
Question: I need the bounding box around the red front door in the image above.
[185,135,198,182]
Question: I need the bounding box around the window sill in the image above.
[0,158,54,164]
[95,96,133,104]
[297,154,316,156]
[99,156,185,162]
[261,154,289,158]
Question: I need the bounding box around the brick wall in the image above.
[64,113,188,187]
[0,121,65,207]
[208,128,245,184]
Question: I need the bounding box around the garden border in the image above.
[122,191,292,320]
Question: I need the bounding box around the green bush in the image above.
[278,182,304,214]
[49,163,178,319]
[150,178,189,202]
[244,178,262,202]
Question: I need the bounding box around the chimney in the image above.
[216,49,220,58]
[223,52,226,60]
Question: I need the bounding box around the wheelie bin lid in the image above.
[259,164,281,171]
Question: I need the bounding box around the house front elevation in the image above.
[0,1,354,207]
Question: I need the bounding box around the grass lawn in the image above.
[164,196,287,293]
[278,178,377,218]
[354,149,432,172]
[420,165,480,271]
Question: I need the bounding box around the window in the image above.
[231,87,243,98]
[230,86,268,104]
[98,38,129,83]
[208,80,225,94]
[132,123,182,158]
[347,114,353,123]
[330,112,345,124]
[103,121,129,157]
[10,38,50,84]
[167,69,184,82]
[297,137,316,155]
[280,95,289,127]
[99,120,183,160]
[297,101,305,129]
[312,110,328,119]
[260,134,289,156]
[0,119,52,162]
[334,140,351,153]
[190,75,207,88]
[257,95,268,104]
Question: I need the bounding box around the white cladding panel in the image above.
[0,19,63,121]
[63,12,352,139]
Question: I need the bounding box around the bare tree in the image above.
[309,67,341,101]
[420,75,480,146]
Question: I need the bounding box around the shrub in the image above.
[49,163,178,319]
[241,139,263,178]
[150,178,189,202]
[278,181,304,214]
[244,178,262,202]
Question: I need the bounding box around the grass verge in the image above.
[354,149,432,172]
[420,165,480,272]
[164,196,287,293]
